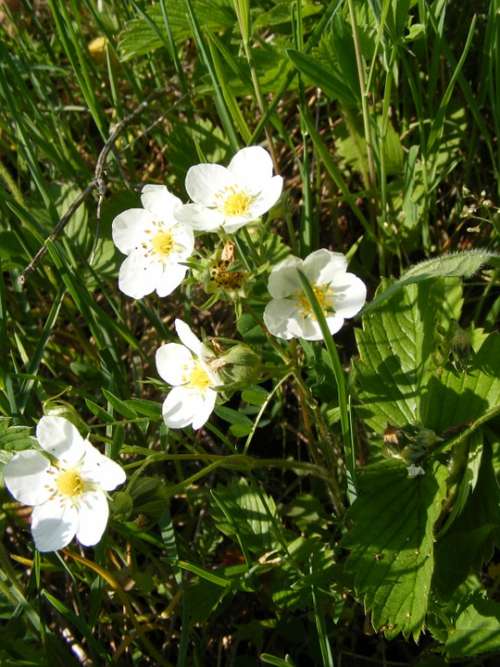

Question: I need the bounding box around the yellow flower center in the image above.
[56,469,84,498]
[152,230,174,256]
[297,285,334,317]
[189,363,212,390]
[223,191,252,217]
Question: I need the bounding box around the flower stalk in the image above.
[297,270,357,493]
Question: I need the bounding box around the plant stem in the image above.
[297,270,357,494]
[290,341,345,513]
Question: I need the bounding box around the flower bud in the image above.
[217,344,261,385]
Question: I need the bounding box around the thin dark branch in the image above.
[18,88,181,286]
[18,180,96,285]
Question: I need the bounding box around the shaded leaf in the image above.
[445,595,500,658]
[211,478,279,555]
[355,280,462,432]
[343,459,447,639]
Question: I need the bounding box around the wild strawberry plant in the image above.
[0,1,499,666]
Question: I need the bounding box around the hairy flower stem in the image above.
[290,342,345,514]
[297,271,357,497]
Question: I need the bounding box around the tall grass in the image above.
[0,1,498,665]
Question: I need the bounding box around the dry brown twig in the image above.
[18,88,186,286]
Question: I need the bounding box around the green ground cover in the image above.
[0,1,499,665]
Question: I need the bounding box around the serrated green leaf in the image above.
[343,459,447,639]
[271,538,335,611]
[434,442,500,596]
[117,0,234,61]
[422,332,500,434]
[211,477,278,556]
[355,280,462,433]
[445,595,500,658]
[364,251,499,314]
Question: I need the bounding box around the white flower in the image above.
[175,146,283,233]
[112,184,194,299]
[263,249,367,341]
[155,319,220,429]
[407,464,425,478]
[3,416,126,552]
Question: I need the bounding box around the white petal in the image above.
[80,441,126,491]
[76,489,109,547]
[175,319,203,357]
[325,313,345,336]
[36,416,85,467]
[31,499,78,552]
[299,317,323,341]
[156,343,194,385]
[112,208,152,255]
[228,146,274,194]
[267,256,303,298]
[222,214,256,234]
[332,273,367,318]
[171,224,195,259]
[185,164,232,206]
[263,299,302,340]
[191,389,217,430]
[4,450,54,506]
[174,203,224,232]
[140,184,182,221]
[118,252,163,299]
[154,263,187,298]
[248,175,283,217]
[303,249,348,285]
[162,386,203,429]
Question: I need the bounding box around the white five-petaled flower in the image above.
[175,146,283,234]
[155,319,220,430]
[263,249,367,341]
[3,416,126,552]
[112,184,194,299]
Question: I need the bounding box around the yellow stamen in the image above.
[189,363,212,390]
[56,469,84,498]
[297,285,334,317]
[223,191,252,217]
[152,230,174,256]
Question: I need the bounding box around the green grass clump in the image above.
[0,1,499,665]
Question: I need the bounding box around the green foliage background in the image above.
[0,0,499,665]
